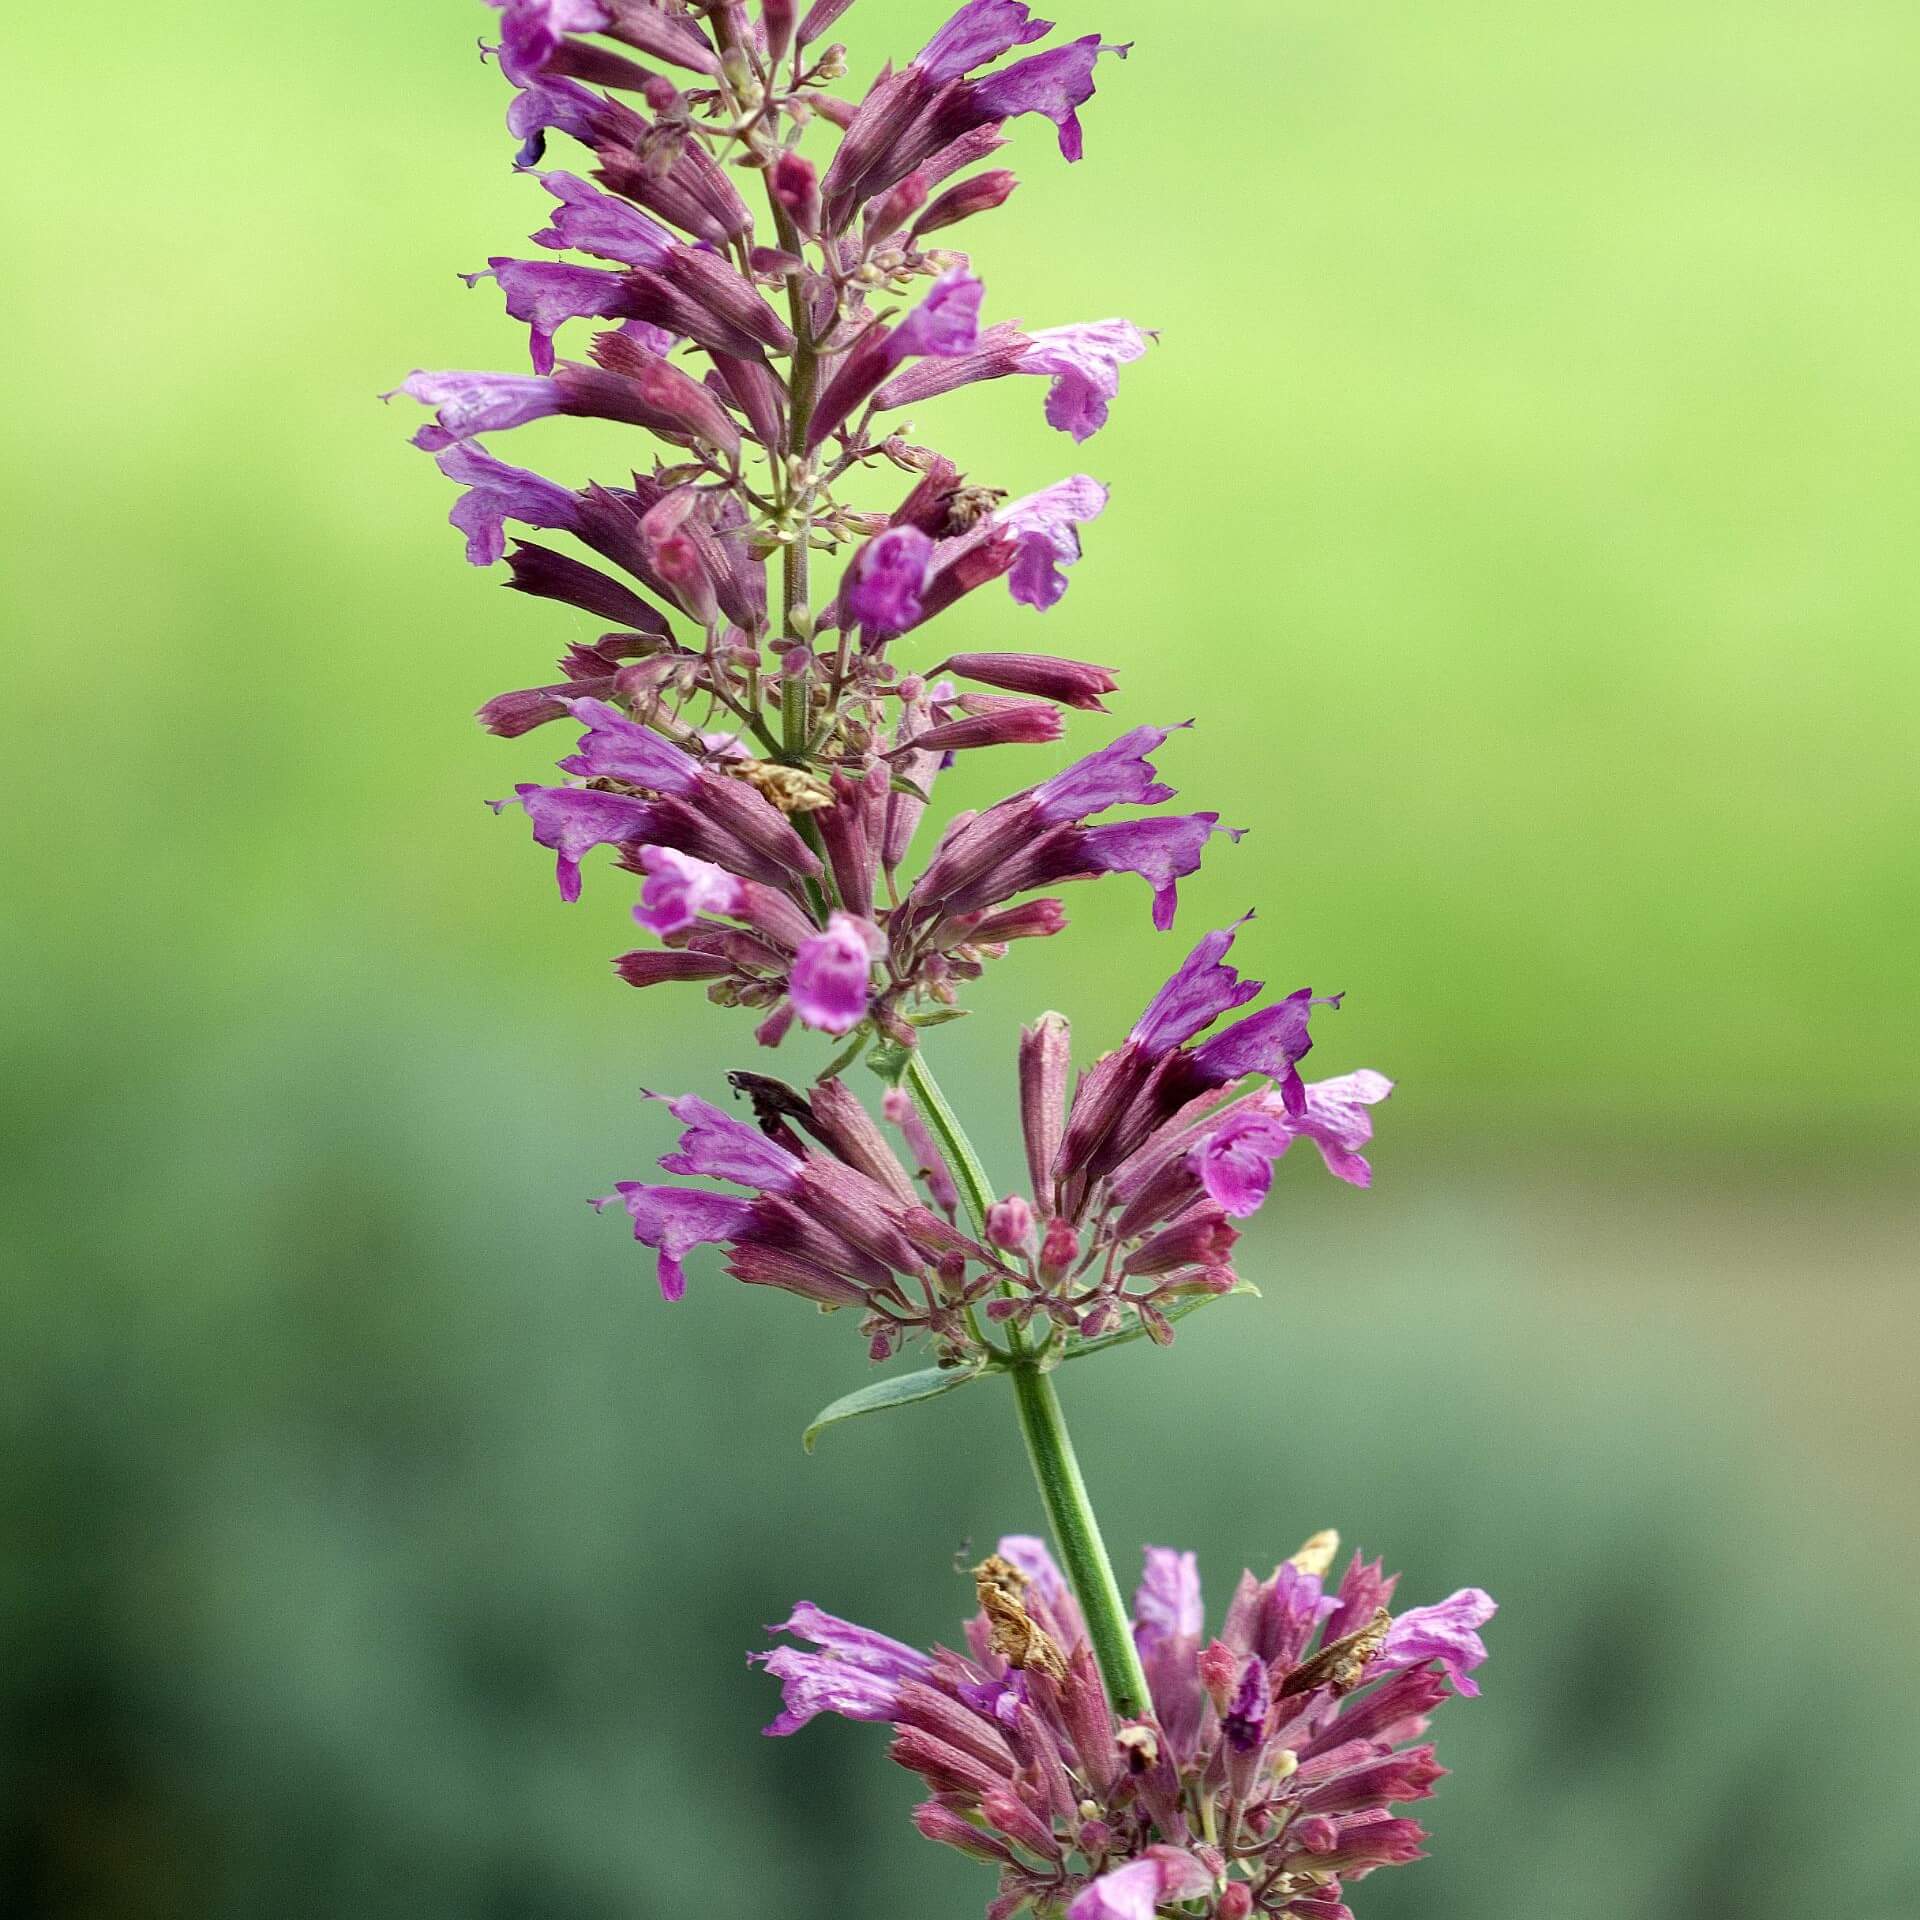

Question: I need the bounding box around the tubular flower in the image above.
[758,1533,1492,1919]
[594,1084,1031,1360]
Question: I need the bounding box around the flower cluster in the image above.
[402,7,1483,1916]
[392,0,1166,1059]
[758,1532,1494,1919]
[601,914,1390,1362]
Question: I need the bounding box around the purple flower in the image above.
[1191,1071,1396,1211]
[806,269,985,451]
[1069,1850,1212,1920]
[653,1092,805,1189]
[1377,1588,1498,1698]
[755,1603,936,1735]
[555,695,701,792]
[1031,723,1179,822]
[432,441,580,565]
[915,0,1053,84]
[998,476,1108,610]
[1130,919,1262,1054]
[968,35,1128,162]
[631,847,746,934]
[592,1182,755,1301]
[489,0,611,86]
[1015,320,1153,441]
[1189,1107,1296,1218]
[480,257,636,373]
[1187,988,1342,1117]
[843,526,935,636]
[1077,814,1240,932]
[790,913,882,1034]
[761,1534,1487,1919]
[530,170,676,266]
[394,369,561,448]
[944,651,1117,711]
[490,782,654,901]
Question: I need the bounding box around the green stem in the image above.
[1007,1360,1150,1720]
[903,1052,1152,1720]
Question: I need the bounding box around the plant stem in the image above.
[1007,1360,1150,1720]
[903,1052,1152,1720]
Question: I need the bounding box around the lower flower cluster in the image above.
[757,1533,1493,1919]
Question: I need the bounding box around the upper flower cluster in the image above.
[393,2,1163,1056]
[757,1530,1494,1919]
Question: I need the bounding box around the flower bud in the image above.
[1037,1213,1078,1284]
[1291,1815,1340,1855]
[986,1195,1036,1254]
[770,149,821,234]
[1018,1013,1070,1214]
[1197,1638,1239,1712]
[864,169,930,241]
[761,0,796,63]
[911,168,1019,239]
[1215,1885,1253,1920]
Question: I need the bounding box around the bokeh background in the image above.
[4,0,1916,1914]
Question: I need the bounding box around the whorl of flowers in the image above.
[396,5,1492,1915]
[757,1531,1495,1919]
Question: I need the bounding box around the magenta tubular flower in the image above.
[759,1533,1491,1916]
[790,912,883,1034]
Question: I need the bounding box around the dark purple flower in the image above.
[790,912,882,1033]
[915,0,1053,85]
[1130,919,1262,1054]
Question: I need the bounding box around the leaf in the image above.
[1055,1282,1262,1366]
[816,1028,872,1083]
[803,1363,990,1453]
[888,771,931,802]
[865,1038,915,1087]
[909,1007,970,1028]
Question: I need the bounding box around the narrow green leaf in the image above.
[1056,1282,1262,1365]
[909,1007,970,1028]
[816,1028,871,1082]
[803,1363,989,1453]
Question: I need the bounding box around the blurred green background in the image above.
[3,0,1916,1914]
